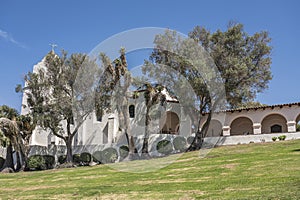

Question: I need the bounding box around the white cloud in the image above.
[0,29,26,48]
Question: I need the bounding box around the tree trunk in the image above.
[65,136,73,163]
[15,151,22,171]
[141,108,151,159]
[1,143,14,172]
[187,111,212,151]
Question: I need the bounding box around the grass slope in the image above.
[0,140,300,199]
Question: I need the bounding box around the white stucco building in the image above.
[23,53,300,151]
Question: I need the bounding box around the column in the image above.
[253,123,261,134]
[108,114,115,144]
[222,126,230,136]
[287,121,296,132]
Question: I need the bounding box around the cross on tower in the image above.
[49,43,57,51]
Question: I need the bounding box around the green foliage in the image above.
[80,152,92,163]
[0,157,5,169]
[18,51,100,163]
[278,135,286,141]
[92,151,102,163]
[119,145,129,160]
[157,140,173,155]
[189,23,272,108]
[187,136,195,145]
[144,24,272,149]
[27,155,46,170]
[173,136,187,152]
[0,105,18,120]
[272,137,277,141]
[43,155,55,169]
[58,155,67,164]
[72,154,81,164]
[101,147,118,163]
[296,123,300,132]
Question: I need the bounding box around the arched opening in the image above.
[230,117,253,136]
[296,114,300,132]
[271,124,282,133]
[206,119,223,137]
[161,111,180,134]
[261,114,287,134]
[129,105,135,118]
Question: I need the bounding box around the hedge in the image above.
[0,157,5,169]
[80,152,92,163]
[173,136,187,152]
[187,136,195,145]
[119,145,129,161]
[101,147,118,163]
[27,155,46,170]
[157,140,173,155]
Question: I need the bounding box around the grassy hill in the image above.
[0,140,299,199]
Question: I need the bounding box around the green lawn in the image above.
[0,140,300,199]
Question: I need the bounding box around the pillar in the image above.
[108,114,115,144]
[253,123,261,134]
[287,121,296,132]
[222,126,230,136]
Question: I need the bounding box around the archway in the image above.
[206,119,223,137]
[129,105,135,118]
[261,114,287,134]
[161,111,180,134]
[230,117,253,136]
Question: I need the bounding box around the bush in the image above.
[43,155,55,169]
[119,145,129,161]
[101,147,118,163]
[0,157,5,169]
[173,137,187,152]
[72,154,81,164]
[157,140,173,155]
[58,155,66,164]
[27,155,46,170]
[278,135,286,141]
[80,152,92,163]
[272,137,277,141]
[92,151,102,163]
[187,136,195,145]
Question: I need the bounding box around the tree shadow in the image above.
[292,149,300,152]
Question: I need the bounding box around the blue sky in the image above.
[0,0,299,111]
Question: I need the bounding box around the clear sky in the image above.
[0,0,299,111]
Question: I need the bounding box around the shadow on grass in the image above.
[292,149,300,152]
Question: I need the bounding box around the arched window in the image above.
[129,105,135,118]
[271,124,282,133]
[262,114,287,134]
[96,109,102,122]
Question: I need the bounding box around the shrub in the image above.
[119,145,129,161]
[157,140,173,155]
[101,147,118,163]
[92,151,102,163]
[80,152,92,163]
[272,137,277,141]
[58,155,66,164]
[173,137,187,152]
[43,155,55,169]
[27,155,46,170]
[72,154,81,164]
[0,157,5,169]
[278,135,286,141]
[187,136,195,145]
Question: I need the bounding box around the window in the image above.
[271,124,282,133]
[96,109,102,122]
[129,105,135,118]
